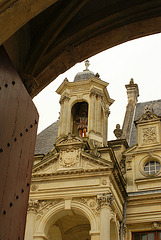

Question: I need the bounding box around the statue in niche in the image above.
[76,111,88,137]
[72,101,88,137]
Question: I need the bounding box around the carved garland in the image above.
[36,199,62,220]
[28,199,39,212]
[74,196,100,215]
[74,193,114,215]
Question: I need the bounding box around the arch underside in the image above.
[1,0,161,97]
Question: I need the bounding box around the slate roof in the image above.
[74,69,95,82]
[35,120,59,155]
[129,99,161,147]
[34,100,161,154]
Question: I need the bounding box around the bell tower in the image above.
[56,61,114,147]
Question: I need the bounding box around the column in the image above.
[24,200,39,240]
[96,95,102,135]
[89,90,96,133]
[103,109,110,146]
[58,99,64,136]
[97,193,113,240]
[61,94,70,135]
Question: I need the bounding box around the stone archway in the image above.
[48,213,90,240]
[35,201,99,240]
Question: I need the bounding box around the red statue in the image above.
[76,111,88,137]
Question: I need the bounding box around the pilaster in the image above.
[24,200,39,240]
[96,95,103,135]
[60,93,70,135]
[97,193,113,240]
[89,90,96,133]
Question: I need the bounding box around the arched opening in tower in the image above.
[72,101,88,137]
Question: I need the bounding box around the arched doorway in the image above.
[48,214,90,240]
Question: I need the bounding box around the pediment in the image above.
[81,152,113,169]
[56,134,83,146]
[135,108,161,125]
[32,148,113,178]
[32,152,59,175]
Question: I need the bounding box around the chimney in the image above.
[121,78,139,144]
[125,78,139,104]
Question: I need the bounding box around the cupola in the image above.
[56,61,114,147]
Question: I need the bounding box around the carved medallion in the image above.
[59,148,80,168]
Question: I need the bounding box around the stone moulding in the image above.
[32,167,110,178]
[33,153,59,173]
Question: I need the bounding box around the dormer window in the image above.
[144,160,160,175]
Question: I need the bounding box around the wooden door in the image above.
[0,46,39,240]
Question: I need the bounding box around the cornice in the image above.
[32,153,59,173]
[32,167,110,179]
[81,151,113,167]
[127,191,161,203]
[108,147,127,199]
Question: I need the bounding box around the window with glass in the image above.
[144,160,160,175]
[133,231,161,240]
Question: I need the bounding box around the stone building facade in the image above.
[25,62,161,240]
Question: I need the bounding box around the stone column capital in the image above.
[89,89,97,98]
[97,193,113,208]
[59,94,70,104]
[28,199,39,213]
[97,93,103,100]
[105,109,110,117]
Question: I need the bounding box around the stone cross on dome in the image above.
[84,60,90,71]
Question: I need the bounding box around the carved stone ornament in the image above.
[97,193,113,208]
[151,222,161,230]
[71,87,90,93]
[74,197,99,215]
[30,184,38,191]
[90,147,101,157]
[59,148,80,168]
[142,127,157,144]
[28,199,39,212]
[120,157,126,174]
[89,139,102,148]
[113,124,122,139]
[89,88,103,98]
[135,106,161,124]
[126,157,132,170]
[59,93,70,104]
[101,178,108,185]
[105,108,110,117]
[56,134,82,146]
[36,200,62,220]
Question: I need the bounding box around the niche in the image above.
[72,101,88,137]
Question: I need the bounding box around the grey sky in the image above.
[33,33,161,140]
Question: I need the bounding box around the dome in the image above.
[74,60,95,82]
